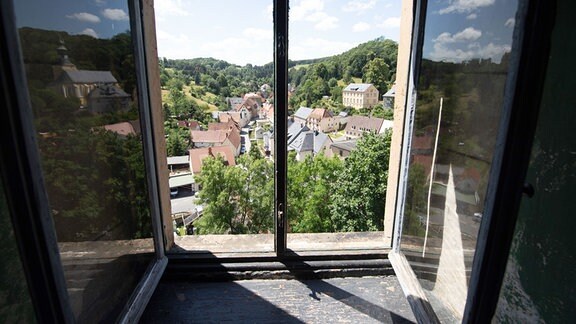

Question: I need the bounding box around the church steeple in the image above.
[53,38,77,80]
[57,39,75,67]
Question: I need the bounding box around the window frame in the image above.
[387,0,558,322]
[0,0,169,322]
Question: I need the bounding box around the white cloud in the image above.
[290,0,338,30]
[431,27,502,62]
[66,12,100,23]
[353,22,371,32]
[290,37,353,60]
[342,0,377,14]
[201,37,272,65]
[505,18,515,28]
[243,28,272,41]
[439,0,495,14]
[265,4,273,21]
[377,17,401,28]
[430,42,510,62]
[434,27,482,44]
[431,27,509,63]
[154,0,189,18]
[94,0,106,5]
[305,12,339,30]
[102,8,129,21]
[291,0,325,21]
[80,28,99,38]
[466,13,478,20]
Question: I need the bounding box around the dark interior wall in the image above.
[495,0,576,321]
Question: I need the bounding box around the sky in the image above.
[13,0,517,66]
[154,0,402,65]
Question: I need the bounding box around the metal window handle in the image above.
[277,203,284,228]
[277,36,285,58]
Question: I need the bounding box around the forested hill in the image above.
[160,37,398,111]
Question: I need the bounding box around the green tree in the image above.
[288,154,343,233]
[195,153,274,234]
[363,58,390,94]
[329,131,392,231]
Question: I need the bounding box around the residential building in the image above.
[342,83,379,109]
[343,116,385,139]
[326,139,358,159]
[189,146,236,174]
[190,127,241,156]
[219,111,250,128]
[226,97,243,109]
[235,100,256,120]
[288,130,332,161]
[293,106,313,124]
[382,86,396,109]
[259,102,274,122]
[306,108,339,133]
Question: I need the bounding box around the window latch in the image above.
[277,203,284,228]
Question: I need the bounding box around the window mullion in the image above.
[273,0,288,256]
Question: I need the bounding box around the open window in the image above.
[1,0,167,322]
[388,0,558,322]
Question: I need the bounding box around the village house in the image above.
[176,120,200,131]
[343,116,385,139]
[259,102,274,122]
[326,139,358,159]
[288,129,332,161]
[50,41,130,114]
[227,96,262,123]
[342,83,379,109]
[189,146,236,175]
[293,106,313,125]
[382,86,396,109]
[190,127,241,156]
[187,146,236,192]
[306,108,340,133]
[219,111,250,128]
[226,97,243,109]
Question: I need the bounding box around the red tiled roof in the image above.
[190,130,228,144]
[308,108,333,120]
[189,146,236,174]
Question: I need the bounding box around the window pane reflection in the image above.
[14,0,154,321]
[401,0,519,320]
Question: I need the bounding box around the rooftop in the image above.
[343,83,374,92]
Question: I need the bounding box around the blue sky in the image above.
[422,0,518,63]
[15,0,131,39]
[13,0,517,66]
[154,0,402,65]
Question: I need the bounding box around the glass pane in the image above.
[495,2,576,321]
[400,0,519,320]
[286,0,401,250]
[0,181,36,322]
[14,1,154,321]
[155,1,275,253]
